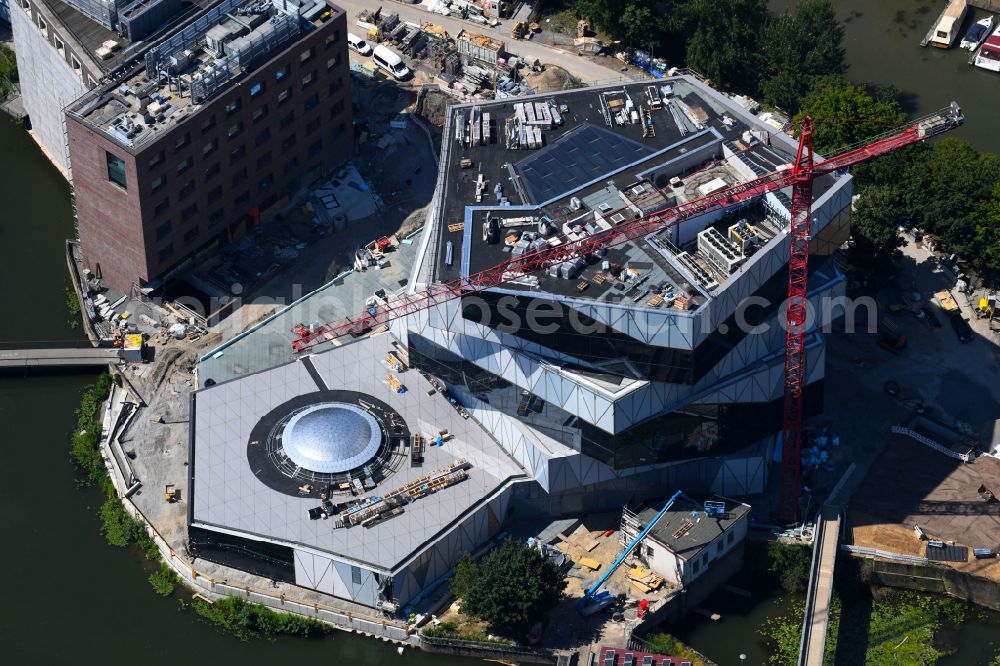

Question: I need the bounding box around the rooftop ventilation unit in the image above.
[676,251,718,291]
[698,226,744,275]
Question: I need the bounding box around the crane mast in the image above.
[291,102,964,523]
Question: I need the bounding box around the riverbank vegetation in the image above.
[191,597,330,640]
[149,562,180,596]
[64,285,81,329]
[0,44,17,101]
[643,633,709,666]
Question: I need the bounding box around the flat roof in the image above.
[66,0,342,150]
[638,495,750,561]
[190,333,525,571]
[40,0,217,73]
[431,77,843,309]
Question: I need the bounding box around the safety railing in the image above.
[890,425,974,462]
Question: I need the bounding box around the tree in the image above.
[621,4,653,46]
[451,552,479,600]
[793,76,906,155]
[757,0,846,113]
[973,182,1000,274]
[684,0,767,90]
[848,186,906,276]
[460,538,566,633]
[767,541,811,594]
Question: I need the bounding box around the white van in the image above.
[347,32,372,56]
[372,44,411,80]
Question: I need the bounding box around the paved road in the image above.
[0,347,119,368]
[334,0,630,85]
[801,509,841,666]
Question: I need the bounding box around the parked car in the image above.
[347,33,373,56]
[950,312,974,342]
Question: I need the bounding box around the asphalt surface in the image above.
[333,0,628,84]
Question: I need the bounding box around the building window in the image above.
[325,31,340,49]
[158,245,173,262]
[200,115,216,133]
[151,174,166,192]
[277,88,291,104]
[202,139,218,156]
[702,553,709,566]
[155,220,172,241]
[256,152,272,169]
[281,134,296,151]
[279,112,295,129]
[645,545,654,558]
[331,99,345,115]
[106,152,127,189]
[176,157,192,174]
[230,145,245,164]
[250,82,264,97]
[727,531,735,545]
[181,204,198,221]
[154,199,169,216]
[88,76,98,88]
[227,122,243,139]
[208,208,225,224]
[175,133,191,150]
[300,47,314,64]
[71,55,81,74]
[205,163,221,180]
[179,180,195,199]
[255,128,271,147]
[328,77,344,95]
[326,54,341,71]
[252,105,268,123]
[304,93,319,111]
[308,139,322,157]
[351,566,362,585]
[275,65,289,80]
[693,560,701,574]
[183,227,201,243]
[258,174,272,190]
[226,98,241,114]
[234,192,250,206]
[207,186,223,204]
[306,117,320,135]
[148,151,165,169]
[301,71,316,88]
[284,157,298,173]
[232,168,248,186]
[37,15,47,35]
[716,540,724,554]
[55,37,64,55]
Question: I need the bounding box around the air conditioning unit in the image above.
[698,227,744,275]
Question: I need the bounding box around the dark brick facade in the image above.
[68,6,353,291]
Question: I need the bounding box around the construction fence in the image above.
[841,544,929,566]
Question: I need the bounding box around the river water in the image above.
[771,0,1000,154]
[0,114,469,664]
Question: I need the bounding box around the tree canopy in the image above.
[793,76,906,155]
[684,0,767,90]
[757,0,846,113]
[458,538,566,633]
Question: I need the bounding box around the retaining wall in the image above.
[855,556,1000,612]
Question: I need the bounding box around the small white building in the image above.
[623,496,751,587]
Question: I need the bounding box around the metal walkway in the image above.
[0,348,119,368]
[798,506,842,666]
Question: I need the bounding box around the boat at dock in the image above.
[960,15,993,51]
[974,26,1000,71]
[922,0,968,48]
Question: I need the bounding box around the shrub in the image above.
[149,563,179,596]
[192,597,330,641]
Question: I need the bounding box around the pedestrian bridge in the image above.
[798,506,842,666]
[0,348,118,368]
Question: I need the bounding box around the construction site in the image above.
[50,32,1000,660]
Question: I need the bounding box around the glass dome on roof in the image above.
[281,403,381,473]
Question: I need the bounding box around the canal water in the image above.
[770,0,1000,155]
[0,114,470,664]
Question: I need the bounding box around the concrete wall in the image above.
[859,557,1000,612]
[9,0,90,174]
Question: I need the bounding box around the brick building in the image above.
[64,0,352,291]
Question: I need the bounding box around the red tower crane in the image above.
[292,102,964,523]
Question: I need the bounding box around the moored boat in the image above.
[960,15,993,50]
[974,26,1000,71]
[926,0,969,48]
